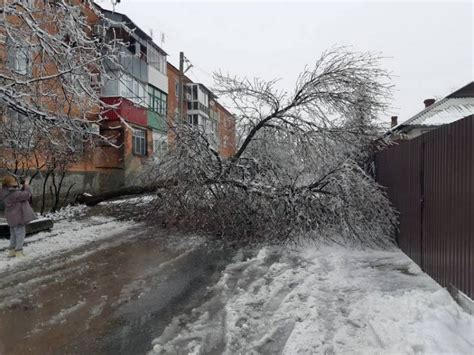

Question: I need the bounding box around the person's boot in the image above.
[7,249,15,258]
[15,250,25,258]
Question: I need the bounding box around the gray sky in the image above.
[99,0,473,125]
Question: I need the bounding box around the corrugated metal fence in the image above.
[376,115,473,299]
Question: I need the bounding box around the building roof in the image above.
[214,100,235,118]
[197,83,217,100]
[99,7,167,56]
[392,82,474,131]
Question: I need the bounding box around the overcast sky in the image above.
[99,0,473,125]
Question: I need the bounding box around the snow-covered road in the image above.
[0,201,472,354]
[151,246,474,355]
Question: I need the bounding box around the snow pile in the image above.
[150,246,474,354]
[98,194,157,206]
[44,204,88,221]
[0,214,135,272]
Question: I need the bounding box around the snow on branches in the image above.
[0,0,123,144]
[150,48,397,247]
[0,0,132,211]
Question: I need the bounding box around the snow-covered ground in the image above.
[0,205,135,273]
[98,194,157,206]
[1,201,472,354]
[150,245,474,355]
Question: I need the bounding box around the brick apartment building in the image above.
[96,8,169,187]
[95,9,236,189]
[166,63,236,158]
[0,2,236,200]
[0,0,108,196]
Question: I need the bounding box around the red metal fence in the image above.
[375,115,473,299]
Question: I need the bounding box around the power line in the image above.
[192,63,214,80]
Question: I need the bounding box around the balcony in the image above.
[147,110,167,132]
[101,97,147,127]
[186,101,210,118]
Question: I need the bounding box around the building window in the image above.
[187,101,198,110]
[187,114,199,126]
[186,84,200,101]
[119,72,146,105]
[132,128,147,156]
[152,131,167,156]
[148,85,167,116]
[148,45,166,74]
[1,109,34,149]
[7,43,32,75]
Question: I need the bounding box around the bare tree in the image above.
[0,108,86,212]
[0,0,125,151]
[0,1,135,210]
[150,48,397,247]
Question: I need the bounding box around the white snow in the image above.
[403,97,474,127]
[44,204,89,221]
[98,194,157,206]
[0,205,136,273]
[150,245,474,355]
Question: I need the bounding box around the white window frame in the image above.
[148,45,166,74]
[132,128,147,156]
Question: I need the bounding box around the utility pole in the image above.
[177,52,193,122]
[178,51,184,122]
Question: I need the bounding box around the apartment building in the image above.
[1,2,236,200]
[96,9,236,188]
[167,63,236,157]
[97,8,169,185]
[0,0,109,198]
[215,101,236,158]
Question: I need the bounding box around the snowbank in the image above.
[98,195,157,206]
[0,205,135,272]
[150,246,474,354]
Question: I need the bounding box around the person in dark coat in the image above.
[0,175,35,257]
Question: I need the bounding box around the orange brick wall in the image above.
[216,102,236,158]
[166,63,191,145]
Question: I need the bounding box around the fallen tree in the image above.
[147,48,398,246]
[75,178,178,206]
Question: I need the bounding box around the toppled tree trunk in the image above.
[76,186,156,206]
[76,180,177,206]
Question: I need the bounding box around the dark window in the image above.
[132,128,147,155]
[148,86,167,116]
[187,114,199,126]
